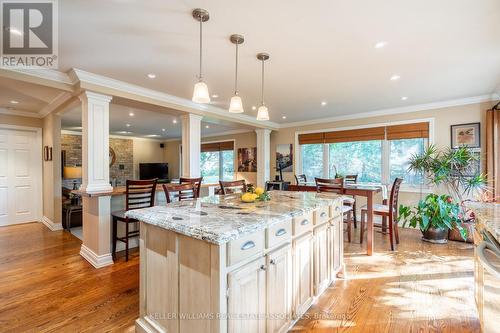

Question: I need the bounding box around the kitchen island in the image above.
[127,191,344,333]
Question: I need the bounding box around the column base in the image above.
[80,244,114,268]
[41,216,63,231]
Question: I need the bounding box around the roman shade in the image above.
[201,141,234,152]
[299,122,430,145]
[386,122,429,140]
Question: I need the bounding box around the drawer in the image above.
[227,231,265,266]
[267,219,292,249]
[293,211,314,236]
[330,200,342,218]
[314,206,330,225]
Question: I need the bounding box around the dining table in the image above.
[288,182,383,256]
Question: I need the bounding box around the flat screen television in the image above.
[139,163,169,183]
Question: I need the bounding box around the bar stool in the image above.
[112,179,157,261]
[163,183,198,203]
[219,180,247,194]
[179,177,203,199]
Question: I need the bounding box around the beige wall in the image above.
[133,139,166,179]
[271,101,493,207]
[0,114,43,128]
[42,114,62,225]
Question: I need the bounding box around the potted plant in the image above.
[398,145,486,242]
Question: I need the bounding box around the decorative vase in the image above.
[421,227,448,244]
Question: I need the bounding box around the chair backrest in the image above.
[125,179,158,211]
[389,178,404,216]
[295,174,307,185]
[344,174,358,184]
[315,177,344,194]
[162,183,198,204]
[179,177,203,198]
[219,180,246,195]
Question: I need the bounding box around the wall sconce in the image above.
[44,146,53,161]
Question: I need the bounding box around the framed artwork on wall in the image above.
[276,144,293,172]
[450,122,480,148]
[237,147,257,172]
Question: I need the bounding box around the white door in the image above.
[0,129,41,226]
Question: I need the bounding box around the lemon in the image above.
[255,187,265,196]
[252,193,259,200]
[241,193,255,203]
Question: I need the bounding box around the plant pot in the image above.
[421,227,448,244]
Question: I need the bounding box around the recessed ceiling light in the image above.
[321,101,327,106]
[252,106,256,110]
[126,123,131,127]
[401,96,408,101]
[162,128,166,132]
[172,119,177,124]
[10,100,19,104]
[116,131,133,135]
[9,28,22,36]
[375,41,387,49]
[147,73,156,79]
[282,116,287,119]
[146,134,160,138]
[129,112,135,117]
[390,75,401,81]
[205,125,210,129]
[211,94,219,98]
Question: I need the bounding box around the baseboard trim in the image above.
[41,216,63,231]
[79,244,114,269]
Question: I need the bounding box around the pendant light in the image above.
[192,8,210,104]
[256,53,270,121]
[228,34,244,113]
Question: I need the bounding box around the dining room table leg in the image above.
[367,192,374,256]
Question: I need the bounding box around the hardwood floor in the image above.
[0,222,479,332]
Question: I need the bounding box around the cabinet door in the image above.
[228,258,266,333]
[293,232,314,317]
[267,245,293,333]
[329,216,343,279]
[314,224,330,296]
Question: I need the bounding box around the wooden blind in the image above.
[324,127,385,144]
[298,132,325,145]
[386,122,429,140]
[201,141,234,152]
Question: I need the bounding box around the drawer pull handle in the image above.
[275,228,287,237]
[241,241,256,251]
[260,265,267,271]
[301,219,310,226]
[335,206,340,211]
[270,259,276,265]
[320,212,328,217]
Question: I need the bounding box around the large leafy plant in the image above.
[399,194,466,240]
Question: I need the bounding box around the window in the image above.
[389,138,425,186]
[200,141,235,183]
[297,121,431,189]
[329,140,382,183]
[301,144,324,181]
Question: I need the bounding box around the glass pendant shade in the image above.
[256,105,269,121]
[229,95,244,113]
[192,81,211,103]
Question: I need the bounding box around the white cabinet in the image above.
[292,232,314,317]
[266,245,293,333]
[228,258,266,333]
[314,223,330,296]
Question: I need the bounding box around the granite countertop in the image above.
[466,201,500,242]
[125,191,343,245]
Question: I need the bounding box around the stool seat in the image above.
[111,210,138,221]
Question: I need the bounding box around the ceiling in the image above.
[61,101,251,139]
[55,0,500,123]
[0,77,63,114]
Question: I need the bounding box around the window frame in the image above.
[294,118,434,192]
[199,139,236,184]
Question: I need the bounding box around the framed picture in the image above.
[238,147,257,172]
[276,144,293,172]
[451,123,480,148]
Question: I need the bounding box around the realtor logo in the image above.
[1,0,58,68]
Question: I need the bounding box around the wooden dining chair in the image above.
[179,176,203,199]
[112,179,157,261]
[295,174,307,185]
[315,177,354,242]
[162,183,198,204]
[219,180,246,194]
[360,178,403,251]
[343,174,358,228]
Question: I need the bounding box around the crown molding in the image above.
[61,129,165,142]
[0,107,42,118]
[69,68,280,130]
[279,94,495,128]
[38,92,75,118]
[0,68,74,91]
[163,129,254,143]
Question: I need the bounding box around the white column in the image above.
[79,91,114,268]
[181,114,202,177]
[256,129,272,188]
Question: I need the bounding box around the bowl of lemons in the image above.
[240,187,271,203]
